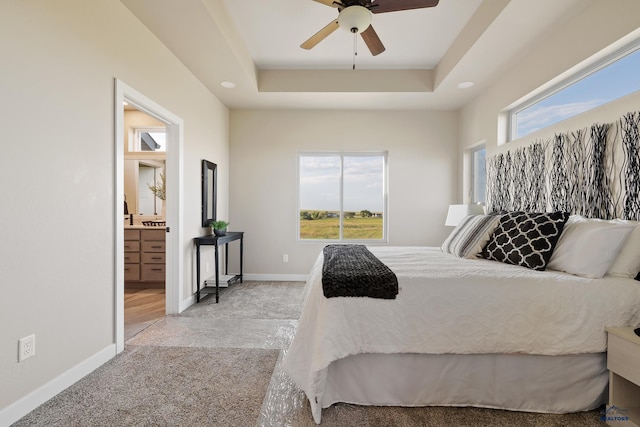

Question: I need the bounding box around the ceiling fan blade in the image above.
[371,0,439,14]
[360,25,385,56]
[312,0,339,7]
[301,20,340,50]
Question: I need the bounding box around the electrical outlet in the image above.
[283,254,288,263]
[18,334,35,362]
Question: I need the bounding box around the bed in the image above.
[282,213,640,424]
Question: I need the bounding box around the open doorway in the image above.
[123,117,167,341]
[115,79,183,353]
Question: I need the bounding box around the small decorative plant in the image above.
[210,220,229,236]
[147,172,166,201]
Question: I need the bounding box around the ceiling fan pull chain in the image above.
[352,28,358,70]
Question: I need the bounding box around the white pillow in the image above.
[547,220,636,278]
[607,224,640,278]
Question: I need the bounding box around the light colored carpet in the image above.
[183,280,306,319]
[12,281,607,426]
[12,345,279,427]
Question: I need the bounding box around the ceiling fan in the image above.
[301,0,440,56]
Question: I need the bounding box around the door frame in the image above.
[114,79,184,353]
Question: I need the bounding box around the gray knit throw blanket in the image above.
[322,244,398,299]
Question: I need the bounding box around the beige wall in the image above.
[0,0,228,416]
[5,0,639,421]
[459,0,640,199]
[229,109,459,276]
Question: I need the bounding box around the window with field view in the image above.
[298,153,386,241]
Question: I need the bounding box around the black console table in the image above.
[194,231,244,303]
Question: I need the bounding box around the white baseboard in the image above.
[0,344,116,427]
[243,273,308,282]
[179,294,195,313]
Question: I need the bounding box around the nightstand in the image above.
[606,327,640,427]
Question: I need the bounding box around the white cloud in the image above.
[517,99,603,136]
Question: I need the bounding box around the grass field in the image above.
[300,215,383,239]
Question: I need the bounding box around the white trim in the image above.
[131,126,167,152]
[0,345,116,426]
[243,274,308,282]
[296,151,388,243]
[467,143,486,205]
[179,294,196,313]
[115,79,184,354]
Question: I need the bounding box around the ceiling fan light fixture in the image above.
[338,5,372,34]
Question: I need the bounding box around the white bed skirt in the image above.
[321,352,607,414]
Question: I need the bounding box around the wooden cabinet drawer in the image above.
[124,227,165,284]
[124,229,140,240]
[608,332,640,386]
[141,229,165,241]
[124,241,140,252]
[141,263,165,281]
[124,252,140,263]
[142,252,165,264]
[124,263,140,281]
[142,241,165,252]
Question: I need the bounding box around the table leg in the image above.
[224,243,229,275]
[215,241,220,303]
[240,236,243,283]
[196,243,201,303]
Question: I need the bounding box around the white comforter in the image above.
[283,247,640,421]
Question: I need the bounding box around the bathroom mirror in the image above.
[202,160,217,227]
[124,158,165,216]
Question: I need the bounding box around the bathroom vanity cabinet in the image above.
[124,228,165,287]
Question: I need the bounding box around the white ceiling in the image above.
[121,0,592,110]
[225,0,482,70]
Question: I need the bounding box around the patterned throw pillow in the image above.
[480,211,569,271]
[441,214,501,258]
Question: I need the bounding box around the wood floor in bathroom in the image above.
[124,288,165,341]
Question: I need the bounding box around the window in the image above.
[298,152,387,241]
[130,127,166,152]
[509,44,640,141]
[470,145,486,204]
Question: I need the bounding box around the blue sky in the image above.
[517,48,640,138]
[299,155,384,212]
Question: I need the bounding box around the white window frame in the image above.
[469,144,486,204]
[129,126,167,152]
[297,151,388,243]
[507,39,640,142]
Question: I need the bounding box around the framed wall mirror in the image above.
[201,160,217,227]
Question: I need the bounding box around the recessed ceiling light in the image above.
[220,81,236,89]
[458,81,474,89]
